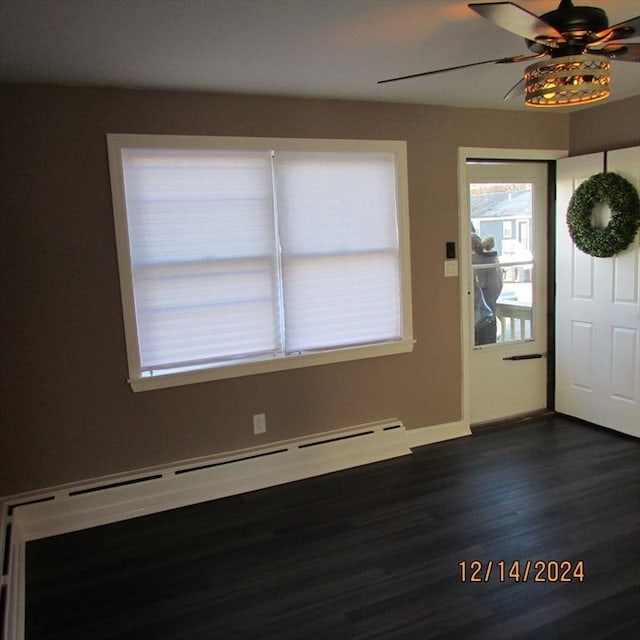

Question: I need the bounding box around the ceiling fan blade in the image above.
[468,2,563,43]
[377,54,535,85]
[503,77,526,101]
[592,15,640,43]
[590,43,640,62]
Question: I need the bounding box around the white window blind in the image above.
[123,149,280,371]
[274,151,401,352]
[109,135,413,390]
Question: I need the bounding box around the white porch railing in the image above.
[496,300,532,342]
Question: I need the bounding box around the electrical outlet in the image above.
[253,413,266,434]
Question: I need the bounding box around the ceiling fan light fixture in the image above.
[524,54,611,107]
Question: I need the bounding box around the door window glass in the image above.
[470,182,534,346]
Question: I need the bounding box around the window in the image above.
[108,135,413,391]
[469,181,535,345]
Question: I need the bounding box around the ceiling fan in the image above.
[378,0,640,107]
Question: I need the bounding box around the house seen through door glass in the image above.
[470,181,534,347]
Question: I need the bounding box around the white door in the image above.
[556,147,640,437]
[466,161,549,424]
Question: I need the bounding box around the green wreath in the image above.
[566,172,640,258]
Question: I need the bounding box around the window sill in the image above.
[128,339,415,392]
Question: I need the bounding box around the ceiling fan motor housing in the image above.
[526,0,609,54]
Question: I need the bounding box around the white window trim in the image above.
[107,134,414,391]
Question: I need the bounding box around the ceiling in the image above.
[2,0,639,111]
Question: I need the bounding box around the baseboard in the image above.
[2,419,409,640]
[8,420,410,542]
[470,409,554,432]
[407,420,471,448]
[0,416,467,640]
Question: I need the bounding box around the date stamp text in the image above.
[459,560,585,583]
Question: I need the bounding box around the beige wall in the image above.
[2,84,633,497]
[569,95,640,157]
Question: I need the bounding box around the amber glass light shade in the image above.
[524,54,611,107]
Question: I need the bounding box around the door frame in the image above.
[457,147,567,430]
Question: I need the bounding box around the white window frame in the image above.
[107,134,414,391]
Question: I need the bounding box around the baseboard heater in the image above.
[0,419,409,640]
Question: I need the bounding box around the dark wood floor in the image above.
[26,415,640,640]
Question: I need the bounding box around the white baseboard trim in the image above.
[8,420,411,543]
[0,416,468,640]
[1,419,409,640]
[407,420,471,449]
